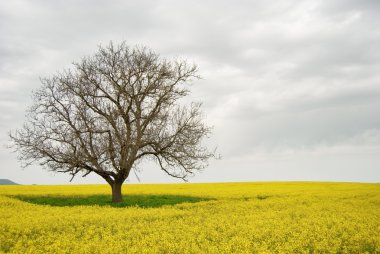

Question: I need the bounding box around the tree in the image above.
[9,42,215,202]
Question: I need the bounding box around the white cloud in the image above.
[0,0,379,184]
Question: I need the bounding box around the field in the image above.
[1,182,379,253]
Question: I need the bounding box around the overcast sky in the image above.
[1,0,379,185]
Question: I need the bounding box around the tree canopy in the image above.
[10,42,216,202]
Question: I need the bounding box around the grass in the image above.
[12,194,210,208]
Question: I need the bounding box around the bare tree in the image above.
[9,42,215,202]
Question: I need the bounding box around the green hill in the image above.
[0,179,19,185]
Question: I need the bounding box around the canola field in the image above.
[0,182,379,253]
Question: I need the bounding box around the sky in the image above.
[0,0,379,185]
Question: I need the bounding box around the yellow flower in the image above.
[0,182,379,253]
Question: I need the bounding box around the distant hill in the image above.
[0,179,19,185]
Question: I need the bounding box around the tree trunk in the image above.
[111,182,123,203]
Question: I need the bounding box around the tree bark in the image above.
[111,181,123,203]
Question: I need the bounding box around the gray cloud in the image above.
[0,0,379,184]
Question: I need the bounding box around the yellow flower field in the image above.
[1,182,379,253]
